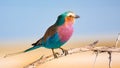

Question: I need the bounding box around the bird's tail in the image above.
[24,45,41,52]
[4,45,41,58]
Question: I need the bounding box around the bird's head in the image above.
[55,11,80,26]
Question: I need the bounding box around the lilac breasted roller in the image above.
[4,11,79,58]
[25,11,79,58]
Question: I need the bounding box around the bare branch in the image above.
[24,41,120,68]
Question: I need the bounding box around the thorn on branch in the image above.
[89,40,99,48]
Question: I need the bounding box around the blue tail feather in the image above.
[3,45,41,58]
[24,45,41,52]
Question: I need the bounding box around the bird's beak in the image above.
[75,15,80,18]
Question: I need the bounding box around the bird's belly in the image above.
[43,33,65,49]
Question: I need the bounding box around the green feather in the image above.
[55,15,65,26]
[55,11,73,26]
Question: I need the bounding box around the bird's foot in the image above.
[60,48,68,56]
[53,54,58,58]
[64,50,68,56]
[53,52,59,58]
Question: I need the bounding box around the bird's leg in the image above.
[59,47,68,56]
[51,48,58,58]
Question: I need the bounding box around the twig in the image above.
[108,51,112,68]
[93,50,99,68]
[115,33,120,47]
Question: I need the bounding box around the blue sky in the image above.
[0,0,120,41]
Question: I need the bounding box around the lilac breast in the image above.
[57,25,73,42]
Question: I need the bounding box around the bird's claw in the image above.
[60,47,68,56]
[53,52,59,58]
[53,54,58,58]
[64,50,68,56]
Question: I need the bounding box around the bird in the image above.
[31,11,79,58]
[4,11,79,58]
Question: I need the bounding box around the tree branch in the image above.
[24,40,120,68]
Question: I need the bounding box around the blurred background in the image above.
[0,0,120,53]
[0,0,120,68]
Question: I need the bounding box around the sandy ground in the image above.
[0,38,120,68]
